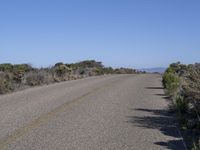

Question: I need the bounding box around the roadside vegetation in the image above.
[0,60,139,95]
[162,62,200,149]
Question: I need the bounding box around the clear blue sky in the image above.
[0,0,199,68]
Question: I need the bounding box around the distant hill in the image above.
[139,67,166,73]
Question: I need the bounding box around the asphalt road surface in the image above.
[0,74,186,150]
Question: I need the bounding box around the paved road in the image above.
[0,74,186,150]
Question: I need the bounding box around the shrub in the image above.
[0,63,13,72]
[163,62,200,149]
[165,67,175,74]
[183,68,200,116]
[54,62,64,67]
[77,60,104,68]
[103,67,114,74]
[12,64,33,83]
[175,96,188,114]
[0,77,6,94]
[162,72,180,96]
[24,70,48,86]
[13,64,32,73]
[65,63,78,69]
[114,68,136,74]
[184,68,200,102]
[0,60,137,95]
[54,64,70,77]
[77,67,86,75]
[94,68,104,75]
[0,72,11,94]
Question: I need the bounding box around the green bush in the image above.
[54,64,70,77]
[165,67,175,74]
[77,60,103,68]
[0,63,13,72]
[162,72,180,96]
[175,96,188,114]
[13,64,32,73]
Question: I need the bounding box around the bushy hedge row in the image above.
[163,62,200,149]
[163,62,200,122]
[0,60,138,94]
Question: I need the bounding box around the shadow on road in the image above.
[127,85,187,150]
[145,87,164,89]
[127,108,186,150]
[155,93,167,97]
